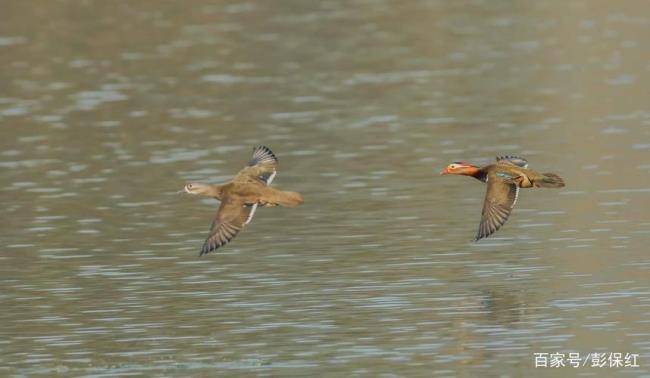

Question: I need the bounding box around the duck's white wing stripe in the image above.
[267,169,276,185]
[244,204,258,225]
[512,186,520,208]
[246,169,275,226]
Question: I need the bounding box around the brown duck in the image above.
[183,146,303,255]
[440,156,565,240]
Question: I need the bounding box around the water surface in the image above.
[1,1,649,376]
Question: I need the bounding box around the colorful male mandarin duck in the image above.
[440,156,565,241]
[183,146,304,255]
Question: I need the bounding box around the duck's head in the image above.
[182,183,212,195]
[440,161,479,176]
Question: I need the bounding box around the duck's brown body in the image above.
[183,146,303,255]
[441,156,564,240]
[470,163,565,189]
[205,180,303,208]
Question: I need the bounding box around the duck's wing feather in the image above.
[200,197,251,255]
[234,145,278,185]
[496,155,528,168]
[244,156,277,225]
[248,145,278,167]
[476,176,519,241]
[256,169,276,185]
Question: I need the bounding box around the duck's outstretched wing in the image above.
[496,155,528,168]
[200,197,251,255]
[238,145,280,226]
[476,176,519,241]
[234,145,278,185]
[248,145,278,167]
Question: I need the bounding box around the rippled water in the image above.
[1,1,649,376]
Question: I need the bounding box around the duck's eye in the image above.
[187,184,193,189]
[449,164,457,169]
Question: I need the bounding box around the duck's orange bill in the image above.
[439,167,449,175]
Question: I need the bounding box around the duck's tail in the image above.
[534,173,565,188]
[278,191,304,207]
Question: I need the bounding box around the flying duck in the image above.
[182,146,304,255]
[440,156,565,240]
